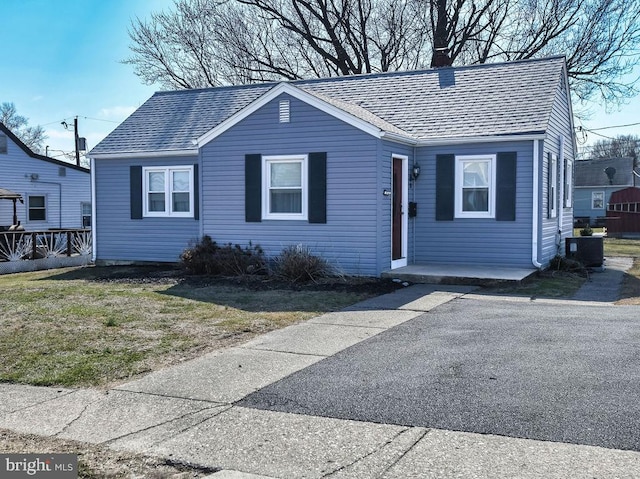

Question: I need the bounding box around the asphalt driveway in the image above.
[238,296,640,452]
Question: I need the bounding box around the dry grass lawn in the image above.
[0,265,382,388]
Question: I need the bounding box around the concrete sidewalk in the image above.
[1,282,639,478]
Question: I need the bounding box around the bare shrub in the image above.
[274,244,331,283]
[180,236,266,276]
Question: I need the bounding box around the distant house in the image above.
[0,122,91,230]
[574,157,637,227]
[88,56,576,276]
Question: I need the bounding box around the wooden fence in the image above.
[0,229,91,262]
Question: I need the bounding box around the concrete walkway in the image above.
[572,256,634,303]
[1,279,639,478]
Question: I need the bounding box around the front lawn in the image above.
[0,266,385,388]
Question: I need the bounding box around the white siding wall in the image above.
[0,133,90,229]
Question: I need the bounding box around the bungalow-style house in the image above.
[574,157,637,227]
[0,123,91,230]
[88,56,575,277]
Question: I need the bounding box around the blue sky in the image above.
[1,0,638,162]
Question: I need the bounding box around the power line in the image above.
[588,121,640,131]
[586,130,618,141]
[41,115,121,127]
[80,116,121,124]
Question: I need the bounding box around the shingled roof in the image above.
[90,56,567,156]
[575,157,636,187]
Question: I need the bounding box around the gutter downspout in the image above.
[90,157,97,263]
[532,140,542,268]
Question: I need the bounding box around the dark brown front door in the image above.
[392,157,403,261]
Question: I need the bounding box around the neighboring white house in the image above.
[0,122,91,230]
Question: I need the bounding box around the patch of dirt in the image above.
[66,265,407,295]
[0,429,215,478]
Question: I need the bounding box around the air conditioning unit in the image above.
[565,237,604,267]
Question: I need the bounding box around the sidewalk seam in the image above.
[104,404,232,448]
[321,426,416,478]
[1,388,76,416]
[54,392,102,438]
[111,388,229,406]
[378,427,431,477]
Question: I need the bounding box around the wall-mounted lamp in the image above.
[412,164,421,181]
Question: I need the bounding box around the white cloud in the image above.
[99,105,136,120]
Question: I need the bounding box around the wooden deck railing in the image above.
[0,229,91,262]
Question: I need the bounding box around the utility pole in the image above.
[74,116,80,167]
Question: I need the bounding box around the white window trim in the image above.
[27,194,47,222]
[592,191,605,210]
[564,158,573,208]
[142,166,194,218]
[81,202,92,228]
[262,154,308,221]
[454,154,496,219]
[549,153,558,218]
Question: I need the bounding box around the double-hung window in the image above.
[262,155,307,220]
[592,191,604,209]
[143,166,194,217]
[455,155,496,218]
[28,195,46,221]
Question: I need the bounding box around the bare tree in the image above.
[589,134,640,160]
[0,102,47,154]
[124,0,640,105]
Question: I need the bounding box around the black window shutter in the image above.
[193,164,199,220]
[130,166,143,219]
[308,152,327,224]
[496,152,517,221]
[245,154,262,222]
[436,154,455,221]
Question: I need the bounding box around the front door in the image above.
[391,156,408,268]
[392,157,403,260]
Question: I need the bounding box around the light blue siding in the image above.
[539,77,575,264]
[94,156,200,263]
[574,187,617,223]
[380,140,415,272]
[414,141,534,267]
[201,94,383,276]
[0,133,90,228]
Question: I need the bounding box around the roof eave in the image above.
[380,131,419,145]
[416,133,547,146]
[88,149,199,160]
